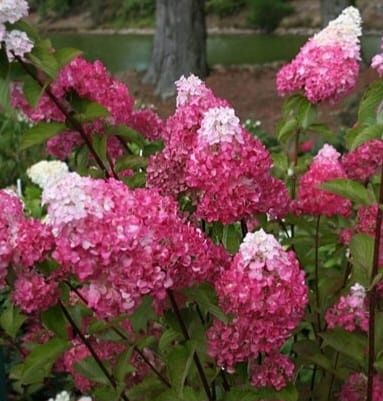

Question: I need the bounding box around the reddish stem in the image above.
[367,165,383,401]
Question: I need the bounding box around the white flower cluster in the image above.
[313,6,362,58]
[0,0,33,61]
[198,106,243,145]
[47,391,92,401]
[27,160,69,189]
[175,74,205,107]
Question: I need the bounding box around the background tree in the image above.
[320,0,356,26]
[143,0,208,98]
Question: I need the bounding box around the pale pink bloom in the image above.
[0,0,29,24]
[198,106,243,145]
[325,283,368,332]
[5,30,33,61]
[277,7,362,103]
[175,74,209,107]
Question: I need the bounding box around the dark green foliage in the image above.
[206,0,247,17]
[247,0,294,32]
[0,113,44,188]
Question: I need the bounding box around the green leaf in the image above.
[358,81,383,125]
[166,341,196,396]
[28,44,59,79]
[222,224,242,253]
[41,305,67,339]
[184,283,229,324]
[22,75,46,108]
[350,233,375,284]
[21,122,66,150]
[294,340,348,380]
[114,349,135,383]
[75,356,110,386]
[299,101,317,130]
[55,48,83,68]
[223,384,298,401]
[277,118,297,144]
[309,123,333,140]
[92,135,107,162]
[321,179,375,205]
[159,329,182,356]
[72,99,109,122]
[115,155,148,172]
[0,302,26,339]
[107,125,146,148]
[350,124,383,150]
[125,171,147,188]
[320,328,366,366]
[128,376,166,400]
[21,337,69,384]
[129,296,156,333]
[143,141,164,156]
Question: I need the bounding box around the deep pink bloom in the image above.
[342,139,383,182]
[340,373,383,401]
[11,56,163,160]
[294,144,352,217]
[251,353,295,391]
[42,172,229,318]
[207,230,307,373]
[13,272,58,314]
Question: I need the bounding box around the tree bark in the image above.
[143,0,208,99]
[320,0,355,27]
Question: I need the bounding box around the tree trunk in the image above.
[143,0,208,99]
[320,0,355,27]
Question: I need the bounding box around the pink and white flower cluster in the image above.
[207,230,307,389]
[0,0,33,61]
[325,283,369,332]
[294,144,352,217]
[40,170,228,318]
[148,75,290,223]
[277,6,362,103]
[340,373,383,401]
[372,38,383,77]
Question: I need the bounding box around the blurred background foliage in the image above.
[28,0,295,32]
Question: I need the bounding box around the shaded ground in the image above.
[120,67,379,134]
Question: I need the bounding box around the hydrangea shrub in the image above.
[1,3,383,401]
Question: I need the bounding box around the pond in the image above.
[50,33,381,74]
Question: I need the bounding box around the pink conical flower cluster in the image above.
[148,75,290,224]
[277,6,362,103]
[294,144,352,217]
[41,170,229,318]
[207,229,307,385]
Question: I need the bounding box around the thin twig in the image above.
[14,53,111,178]
[314,215,322,333]
[167,289,213,401]
[64,281,171,388]
[59,302,130,401]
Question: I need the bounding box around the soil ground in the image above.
[120,67,379,135]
